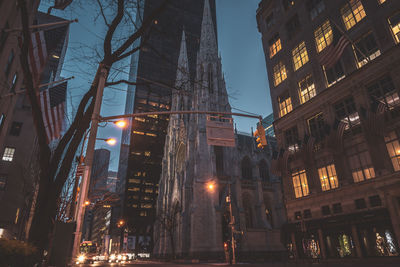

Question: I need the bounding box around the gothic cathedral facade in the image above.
[154,0,286,260]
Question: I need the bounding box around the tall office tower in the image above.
[117,0,217,252]
[257,0,400,260]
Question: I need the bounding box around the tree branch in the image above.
[96,0,110,27]
[103,0,124,61]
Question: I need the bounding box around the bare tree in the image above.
[16,0,171,259]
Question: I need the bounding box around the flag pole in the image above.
[5,19,78,32]
[328,16,370,63]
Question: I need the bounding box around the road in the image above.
[75,258,400,267]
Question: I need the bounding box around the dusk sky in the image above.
[39,0,273,172]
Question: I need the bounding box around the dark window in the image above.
[9,122,22,136]
[4,50,14,78]
[0,114,5,132]
[308,113,325,141]
[306,0,325,20]
[241,157,252,180]
[367,75,400,109]
[332,203,343,214]
[285,126,299,152]
[266,13,275,29]
[215,146,223,177]
[0,21,9,54]
[208,64,213,93]
[294,211,302,220]
[334,96,361,132]
[354,32,380,67]
[286,14,300,39]
[325,61,345,86]
[0,176,6,190]
[355,198,367,209]
[369,195,382,207]
[258,160,269,181]
[321,205,331,215]
[283,0,295,10]
[303,209,312,218]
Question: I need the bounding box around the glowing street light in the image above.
[84,201,90,206]
[114,120,127,128]
[206,181,215,191]
[105,138,117,146]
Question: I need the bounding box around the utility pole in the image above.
[71,65,108,261]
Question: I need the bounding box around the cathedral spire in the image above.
[198,0,217,63]
[176,30,190,91]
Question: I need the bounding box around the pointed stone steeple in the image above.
[198,0,218,63]
[176,30,190,91]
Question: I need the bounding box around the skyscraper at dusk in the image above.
[257,0,400,259]
[117,0,217,252]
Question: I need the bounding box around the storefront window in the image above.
[338,234,353,257]
[302,236,321,258]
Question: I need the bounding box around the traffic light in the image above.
[254,124,267,148]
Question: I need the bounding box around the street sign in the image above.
[206,116,235,147]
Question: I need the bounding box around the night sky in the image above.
[38,0,272,171]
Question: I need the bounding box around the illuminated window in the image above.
[143,196,152,201]
[318,164,339,191]
[283,0,295,10]
[378,0,386,4]
[269,34,281,58]
[278,93,293,118]
[147,114,158,118]
[388,13,400,44]
[347,145,375,182]
[341,0,366,30]
[308,113,325,142]
[273,62,287,86]
[353,32,380,68]
[144,151,151,157]
[292,170,309,198]
[325,61,345,86]
[132,204,138,208]
[367,75,400,109]
[144,188,153,193]
[135,117,146,122]
[298,75,316,104]
[128,187,140,192]
[306,0,325,20]
[292,41,309,71]
[133,131,145,135]
[128,179,141,184]
[2,147,15,161]
[15,208,20,224]
[141,204,152,209]
[140,211,147,217]
[314,20,333,53]
[146,133,157,137]
[384,131,400,171]
[334,96,361,132]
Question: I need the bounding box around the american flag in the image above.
[28,31,48,85]
[39,82,67,143]
[318,24,350,70]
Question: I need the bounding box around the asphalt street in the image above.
[75,258,400,267]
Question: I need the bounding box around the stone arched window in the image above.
[241,156,252,180]
[208,63,214,94]
[258,159,270,182]
[242,194,254,229]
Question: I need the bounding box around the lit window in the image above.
[278,93,293,118]
[299,75,316,104]
[318,164,339,191]
[283,0,296,10]
[388,13,400,44]
[135,117,146,122]
[140,211,147,217]
[378,0,386,4]
[334,96,361,132]
[128,179,141,184]
[353,32,380,68]
[144,151,151,157]
[132,204,138,208]
[367,75,400,109]
[128,187,140,192]
[314,20,333,53]
[348,145,375,182]
[384,131,400,171]
[292,41,309,71]
[306,0,325,20]
[341,0,366,30]
[269,34,282,58]
[147,114,158,118]
[146,133,157,137]
[292,170,309,198]
[285,126,299,152]
[324,61,345,86]
[145,188,153,193]
[133,131,145,135]
[141,204,152,209]
[2,147,15,161]
[273,62,287,86]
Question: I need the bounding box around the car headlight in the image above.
[78,255,85,263]
[110,254,116,260]
[122,255,127,260]
[117,254,122,260]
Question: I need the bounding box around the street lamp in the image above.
[113,120,128,128]
[206,181,215,191]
